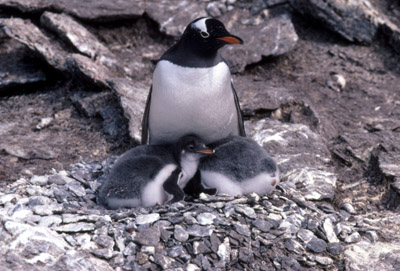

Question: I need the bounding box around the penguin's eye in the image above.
[188,144,195,151]
[200,31,209,38]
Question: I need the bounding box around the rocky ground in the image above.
[0,0,400,270]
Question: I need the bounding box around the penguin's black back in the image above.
[200,136,277,181]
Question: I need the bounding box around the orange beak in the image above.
[196,149,215,155]
[217,36,243,44]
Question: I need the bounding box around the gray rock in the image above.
[0,0,144,22]
[365,231,379,243]
[306,236,327,253]
[153,254,175,270]
[344,241,400,271]
[135,213,160,225]
[38,215,63,227]
[217,237,231,263]
[28,196,52,206]
[220,8,298,72]
[0,18,68,71]
[290,0,379,43]
[29,175,49,186]
[193,241,212,255]
[48,174,75,185]
[167,245,191,262]
[196,212,217,225]
[66,182,86,197]
[233,222,251,237]
[145,0,207,37]
[174,224,189,242]
[55,222,96,233]
[234,205,257,219]
[327,242,342,256]
[322,218,340,243]
[345,232,361,244]
[252,219,273,232]
[0,39,46,91]
[315,255,333,266]
[343,202,357,214]
[40,12,116,67]
[32,205,54,216]
[134,226,160,246]
[107,78,148,142]
[123,242,137,256]
[187,224,214,237]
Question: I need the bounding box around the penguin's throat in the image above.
[178,155,200,188]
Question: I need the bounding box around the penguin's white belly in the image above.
[142,164,178,207]
[201,171,279,196]
[149,60,239,144]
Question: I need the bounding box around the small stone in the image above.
[66,182,86,197]
[36,117,54,129]
[0,194,20,205]
[38,215,62,227]
[365,231,379,243]
[94,235,115,249]
[196,212,216,225]
[136,252,148,265]
[187,224,213,237]
[141,246,155,255]
[32,205,54,216]
[134,227,160,246]
[55,222,95,233]
[11,209,33,221]
[29,175,49,186]
[153,254,174,269]
[315,255,333,266]
[174,224,189,242]
[136,213,160,225]
[28,196,52,206]
[343,203,356,214]
[345,232,361,243]
[233,222,251,237]
[284,239,305,254]
[48,174,75,185]
[306,236,327,253]
[193,241,212,255]
[123,242,137,256]
[206,2,222,17]
[235,205,257,219]
[327,73,346,92]
[168,246,191,261]
[323,218,340,243]
[327,242,342,256]
[186,263,201,271]
[217,237,231,263]
[92,248,114,259]
[252,219,273,232]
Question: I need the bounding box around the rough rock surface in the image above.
[1,0,400,270]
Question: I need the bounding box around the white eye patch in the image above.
[192,18,210,37]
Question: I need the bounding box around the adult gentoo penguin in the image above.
[141,17,246,145]
[98,135,214,209]
[199,136,280,196]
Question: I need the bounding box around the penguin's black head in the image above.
[181,17,243,53]
[175,135,215,160]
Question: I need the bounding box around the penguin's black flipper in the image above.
[141,85,152,145]
[231,81,246,137]
[184,170,217,200]
[163,168,185,204]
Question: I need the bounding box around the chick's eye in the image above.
[200,31,209,38]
